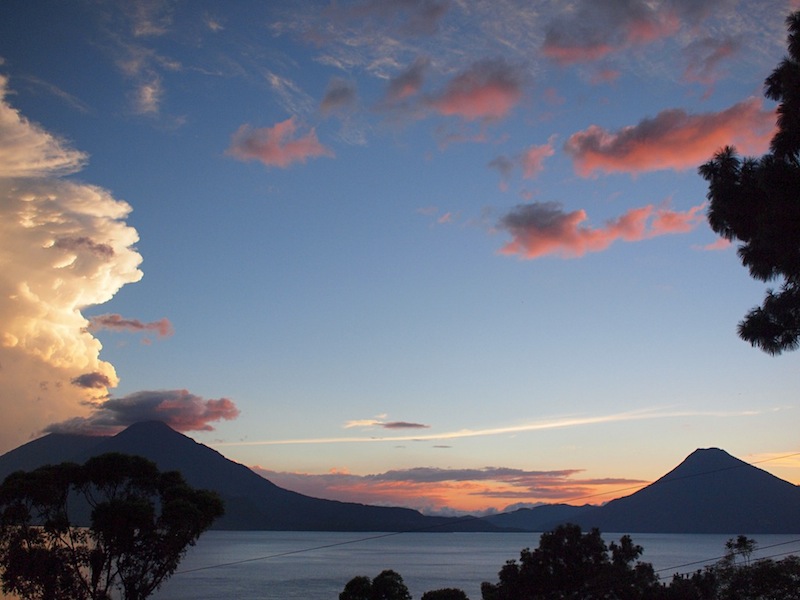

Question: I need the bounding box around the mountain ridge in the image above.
[1,424,798,533]
[0,421,505,532]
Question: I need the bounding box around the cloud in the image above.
[564,98,775,176]
[698,237,732,251]
[383,421,430,429]
[497,201,706,259]
[227,117,333,168]
[0,75,143,451]
[490,138,556,189]
[221,406,761,447]
[133,77,163,114]
[683,36,740,86]
[71,372,113,390]
[488,155,514,190]
[335,0,450,36]
[0,76,87,177]
[88,313,174,338]
[542,0,718,65]
[123,0,173,37]
[427,58,524,121]
[320,78,358,115]
[520,139,556,179]
[345,417,430,429]
[44,389,240,436]
[385,56,430,103]
[250,464,647,514]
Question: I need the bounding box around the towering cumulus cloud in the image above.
[0,75,143,451]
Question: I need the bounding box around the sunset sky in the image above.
[1,0,798,516]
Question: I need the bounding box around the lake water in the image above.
[151,531,800,600]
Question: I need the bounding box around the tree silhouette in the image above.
[0,453,224,600]
[340,570,412,600]
[699,11,800,354]
[481,524,660,600]
[421,588,470,600]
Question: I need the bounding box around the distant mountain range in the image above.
[1,421,798,533]
[485,448,800,534]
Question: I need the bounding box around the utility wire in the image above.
[173,451,800,576]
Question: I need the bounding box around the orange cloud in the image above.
[252,465,648,514]
[565,98,776,176]
[44,389,240,435]
[498,201,706,259]
[227,117,333,168]
[428,58,523,121]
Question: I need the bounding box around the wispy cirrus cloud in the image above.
[218,406,761,447]
[227,117,333,168]
[497,201,705,259]
[0,75,87,177]
[565,98,775,177]
[682,36,740,87]
[44,389,239,436]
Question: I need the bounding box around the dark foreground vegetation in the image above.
[340,525,800,600]
[0,453,223,600]
[700,10,800,355]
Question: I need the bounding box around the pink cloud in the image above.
[542,1,717,65]
[590,69,621,85]
[521,140,556,179]
[651,203,706,235]
[44,389,240,435]
[699,237,732,251]
[227,117,333,168]
[428,58,523,121]
[564,98,776,176]
[489,139,556,190]
[498,201,706,259]
[88,313,174,337]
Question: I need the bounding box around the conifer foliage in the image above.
[699,11,800,354]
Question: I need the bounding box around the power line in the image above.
[173,450,800,577]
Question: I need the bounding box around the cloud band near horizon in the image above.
[214,407,763,447]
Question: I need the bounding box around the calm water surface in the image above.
[153,531,800,600]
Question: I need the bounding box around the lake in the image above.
[151,531,800,600]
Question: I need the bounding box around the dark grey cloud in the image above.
[71,372,113,389]
[382,421,430,429]
[54,237,114,258]
[385,56,430,102]
[320,78,357,114]
[44,389,239,435]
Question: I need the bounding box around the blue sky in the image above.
[0,0,798,514]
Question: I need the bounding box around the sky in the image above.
[0,0,798,517]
